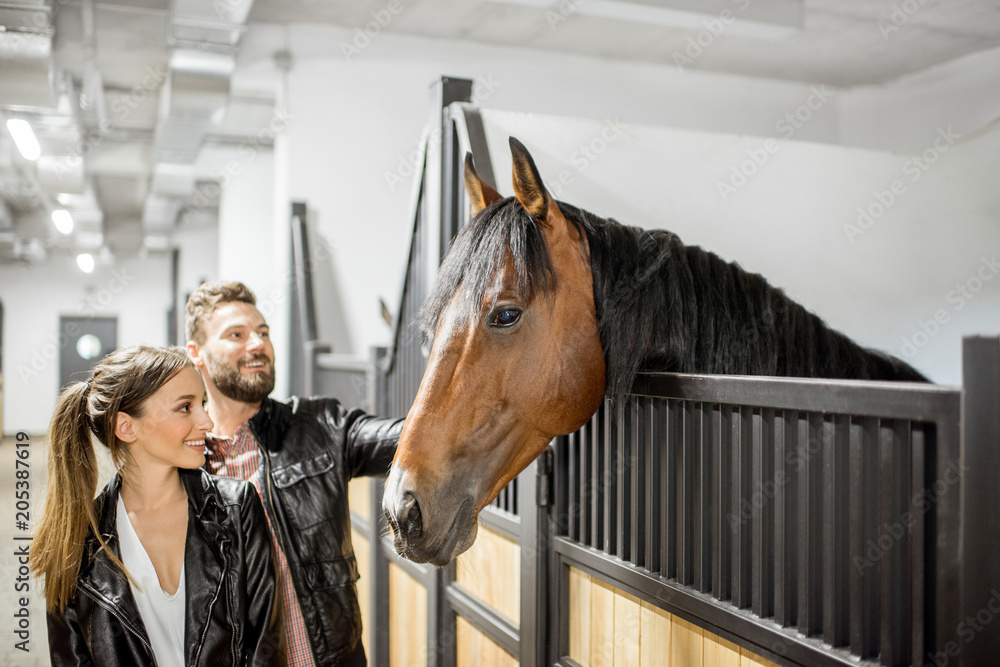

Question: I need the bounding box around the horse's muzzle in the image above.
[383,471,478,566]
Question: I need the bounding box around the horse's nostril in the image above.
[403,492,422,540]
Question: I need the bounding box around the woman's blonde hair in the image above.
[33,345,193,612]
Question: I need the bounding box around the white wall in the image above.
[237,24,997,385]
[271,23,845,360]
[839,46,1000,155]
[480,108,1000,384]
[0,254,172,434]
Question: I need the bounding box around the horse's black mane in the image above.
[418,197,929,399]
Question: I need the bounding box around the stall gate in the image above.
[298,78,1000,666]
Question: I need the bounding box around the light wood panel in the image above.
[348,477,371,522]
[456,616,518,667]
[455,525,520,623]
[389,563,427,667]
[567,567,782,667]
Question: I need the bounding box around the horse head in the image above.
[383,138,606,566]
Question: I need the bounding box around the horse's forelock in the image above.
[416,198,558,338]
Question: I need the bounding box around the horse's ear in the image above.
[510,137,550,221]
[464,152,502,215]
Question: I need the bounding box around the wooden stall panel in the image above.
[352,529,371,657]
[568,568,782,667]
[640,600,670,666]
[389,563,427,667]
[570,567,592,661]
[348,477,372,522]
[455,525,520,623]
[456,616,518,667]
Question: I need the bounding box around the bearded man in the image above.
[185,281,402,667]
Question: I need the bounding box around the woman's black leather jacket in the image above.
[47,468,282,667]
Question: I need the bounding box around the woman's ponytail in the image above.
[33,381,105,612]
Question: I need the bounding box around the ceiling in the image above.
[2,0,999,266]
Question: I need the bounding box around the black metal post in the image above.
[958,336,1000,666]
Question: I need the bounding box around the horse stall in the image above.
[296,78,1000,666]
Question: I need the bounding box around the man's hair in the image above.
[185,281,257,344]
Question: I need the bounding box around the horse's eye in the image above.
[490,308,522,328]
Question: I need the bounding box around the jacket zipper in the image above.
[191,542,228,665]
[79,583,159,667]
[223,548,239,665]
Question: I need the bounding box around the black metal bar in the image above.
[519,457,542,666]
[479,505,520,541]
[457,105,497,194]
[604,401,616,556]
[580,422,590,546]
[616,398,629,562]
[290,200,318,342]
[591,408,602,551]
[438,77,474,259]
[732,405,753,609]
[823,414,850,647]
[446,586,520,658]
[798,412,823,636]
[695,401,712,593]
[644,398,660,574]
[661,399,674,580]
[633,373,959,422]
[714,404,732,602]
[370,477,391,667]
[753,407,775,619]
[553,559,571,666]
[850,416,880,658]
[774,409,797,628]
[879,419,911,666]
[958,336,1000,667]
[630,396,643,568]
[910,424,926,667]
[679,399,695,586]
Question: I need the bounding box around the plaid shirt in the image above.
[206,423,317,667]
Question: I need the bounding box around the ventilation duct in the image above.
[0,2,55,108]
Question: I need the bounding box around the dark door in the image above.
[59,317,117,389]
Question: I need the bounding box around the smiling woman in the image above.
[32,345,281,667]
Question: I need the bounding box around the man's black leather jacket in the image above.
[48,468,281,667]
[247,396,402,666]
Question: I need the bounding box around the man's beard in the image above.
[205,352,275,403]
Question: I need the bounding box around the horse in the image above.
[383,137,928,567]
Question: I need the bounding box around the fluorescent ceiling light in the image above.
[52,209,74,234]
[6,119,41,161]
[76,253,95,273]
[497,0,802,39]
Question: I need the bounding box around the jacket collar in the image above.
[247,396,292,454]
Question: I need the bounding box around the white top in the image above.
[116,495,187,667]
